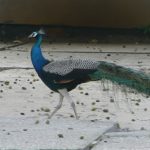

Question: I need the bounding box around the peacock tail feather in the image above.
[89,61,150,95]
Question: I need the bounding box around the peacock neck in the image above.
[31,35,48,73]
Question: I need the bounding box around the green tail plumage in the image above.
[89,61,150,95]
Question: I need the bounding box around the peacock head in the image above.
[28,28,45,38]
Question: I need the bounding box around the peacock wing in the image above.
[43,59,100,76]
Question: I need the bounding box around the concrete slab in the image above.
[0,41,150,149]
[0,47,150,131]
[0,117,115,149]
[1,46,150,72]
[93,131,150,150]
[1,68,150,129]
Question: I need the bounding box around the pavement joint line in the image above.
[83,123,119,150]
[1,46,150,55]
[0,67,33,72]
[47,51,150,54]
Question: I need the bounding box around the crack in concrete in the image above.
[0,40,29,51]
[105,130,150,138]
[37,50,150,54]
[82,124,147,150]
[83,123,120,150]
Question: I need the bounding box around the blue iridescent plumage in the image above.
[31,34,49,73]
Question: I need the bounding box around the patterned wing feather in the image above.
[43,59,100,76]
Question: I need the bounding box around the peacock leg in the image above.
[48,93,63,119]
[58,89,79,119]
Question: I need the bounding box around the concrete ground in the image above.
[0,40,150,149]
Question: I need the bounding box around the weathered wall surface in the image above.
[0,0,150,28]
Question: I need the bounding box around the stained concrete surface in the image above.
[0,117,117,149]
[0,40,150,149]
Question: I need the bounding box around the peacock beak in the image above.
[28,34,33,38]
[28,33,34,38]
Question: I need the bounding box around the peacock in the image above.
[29,29,150,119]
